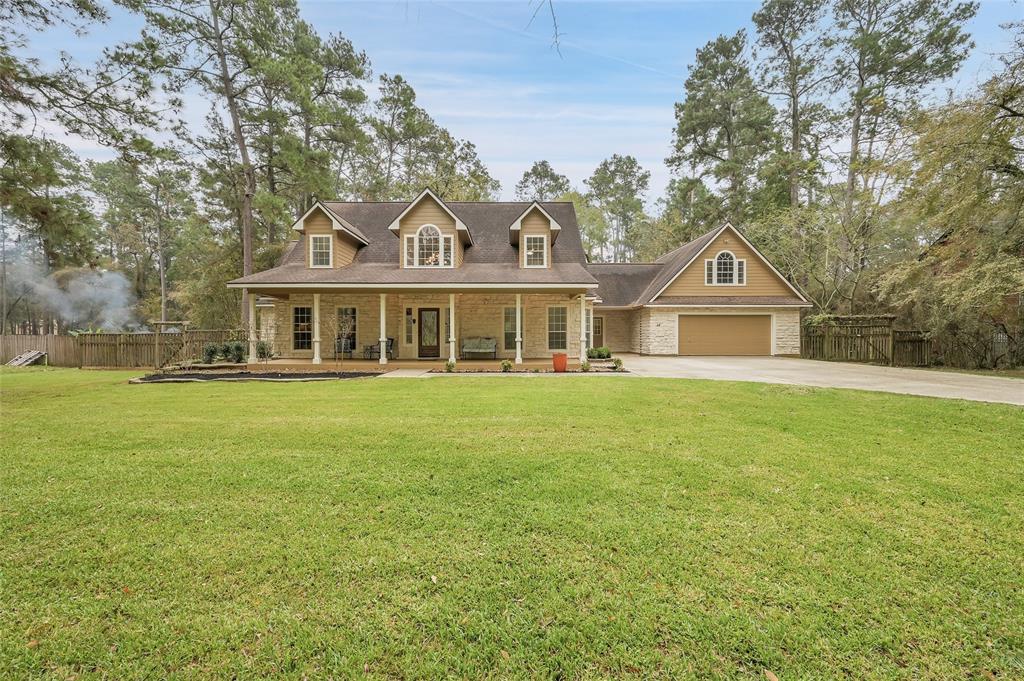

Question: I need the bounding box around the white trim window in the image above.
[705,250,746,285]
[336,306,357,350]
[524,235,547,268]
[293,306,313,350]
[405,224,454,268]
[547,306,567,350]
[309,235,333,268]
[503,307,517,350]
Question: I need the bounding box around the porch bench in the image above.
[461,337,497,360]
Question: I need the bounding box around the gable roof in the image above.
[387,188,473,245]
[585,223,810,307]
[291,201,369,245]
[509,202,563,243]
[229,200,597,289]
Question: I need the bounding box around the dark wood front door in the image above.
[593,316,604,349]
[418,308,440,358]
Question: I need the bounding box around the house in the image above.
[227,189,810,365]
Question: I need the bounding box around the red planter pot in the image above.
[552,353,568,372]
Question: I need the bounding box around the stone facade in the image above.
[593,309,638,353]
[630,306,802,356]
[260,292,590,361]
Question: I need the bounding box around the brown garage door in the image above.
[677,315,771,355]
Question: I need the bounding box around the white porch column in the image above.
[448,293,456,363]
[514,293,523,364]
[378,293,388,365]
[246,289,257,363]
[312,293,322,364]
[578,294,587,364]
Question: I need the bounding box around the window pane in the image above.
[547,306,566,349]
[405,237,414,267]
[503,307,517,350]
[525,236,546,267]
[737,260,745,284]
[418,226,440,266]
[311,236,331,267]
[336,307,356,349]
[293,306,312,350]
[716,253,735,284]
[443,236,453,267]
[405,308,413,344]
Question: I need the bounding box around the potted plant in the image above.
[552,352,567,372]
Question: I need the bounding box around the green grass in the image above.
[1,368,1022,679]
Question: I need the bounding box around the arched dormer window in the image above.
[704,250,746,285]
[405,224,454,268]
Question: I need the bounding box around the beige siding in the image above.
[303,208,359,267]
[518,208,552,268]
[399,196,464,268]
[656,228,792,298]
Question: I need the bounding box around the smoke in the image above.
[3,251,139,331]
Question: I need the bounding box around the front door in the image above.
[418,308,440,358]
[593,316,604,349]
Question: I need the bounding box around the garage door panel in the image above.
[678,315,771,355]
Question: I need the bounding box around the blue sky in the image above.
[34,0,1023,200]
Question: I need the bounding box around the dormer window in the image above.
[405,224,454,268]
[705,250,745,285]
[310,235,332,268]
[524,235,547,268]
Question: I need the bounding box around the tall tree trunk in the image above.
[154,184,167,323]
[789,60,801,208]
[209,0,255,326]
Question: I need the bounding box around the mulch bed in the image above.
[132,371,380,383]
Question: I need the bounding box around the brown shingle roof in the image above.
[230,200,597,287]
[585,263,662,306]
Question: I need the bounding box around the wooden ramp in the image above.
[6,350,47,367]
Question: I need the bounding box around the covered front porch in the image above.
[243,289,597,367]
[245,356,581,372]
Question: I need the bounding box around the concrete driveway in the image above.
[620,354,1023,406]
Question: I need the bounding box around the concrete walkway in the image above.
[620,354,1023,406]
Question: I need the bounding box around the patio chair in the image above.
[362,337,395,360]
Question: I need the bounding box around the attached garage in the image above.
[677,314,772,356]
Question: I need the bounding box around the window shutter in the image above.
[705,260,713,284]
[737,260,746,285]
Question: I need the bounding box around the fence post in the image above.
[823,325,832,361]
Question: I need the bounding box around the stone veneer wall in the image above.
[636,306,802,356]
[594,309,638,353]
[262,292,589,360]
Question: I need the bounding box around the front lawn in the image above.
[1,369,1021,678]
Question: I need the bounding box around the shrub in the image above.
[202,343,219,364]
[227,340,246,364]
[445,359,456,373]
[580,360,591,372]
[586,347,599,359]
[611,357,624,372]
[219,342,233,361]
[500,359,513,372]
[255,340,272,360]
[597,346,612,359]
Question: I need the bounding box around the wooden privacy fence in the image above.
[801,316,931,367]
[2,331,236,368]
[0,334,79,366]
